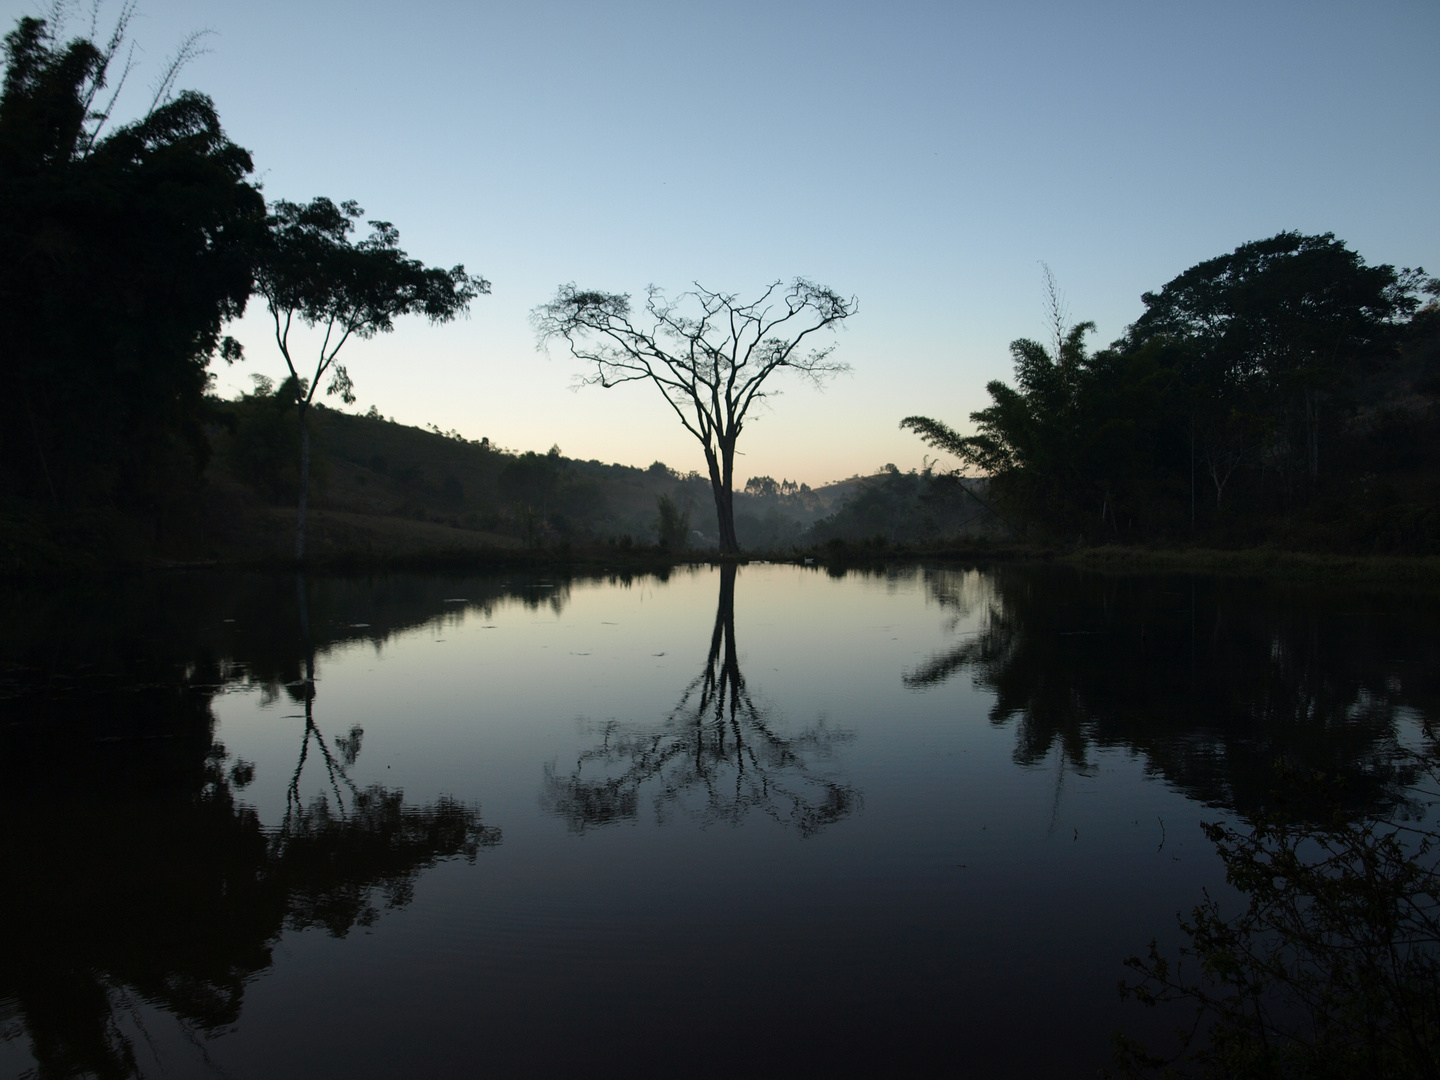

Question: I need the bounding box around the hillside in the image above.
[194,388,882,562]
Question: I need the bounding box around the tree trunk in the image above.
[1304,389,1321,487]
[717,562,739,699]
[1189,414,1195,532]
[21,387,58,507]
[295,402,311,563]
[1210,457,1235,511]
[296,571,314,686]
[704,441,739,554]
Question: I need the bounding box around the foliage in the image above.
[211,375,309,501]
[1114,751,1440,1079]
[498,446,563,510]
[807,467,991,546]
[654,494,691,550]
[905,235,1437,549]
[745,475,782,498]
[254,197,488,413]
[533,279,855,553]
[743,475,809,500]
[902,320,1170,536]
[224,406,727,549]
[253,195,488,559]
[0,13,263,515]
[1124,232,1427,506]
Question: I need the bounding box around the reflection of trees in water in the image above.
[906,566,1434,820]
[1,760,496,1080]
[238,572,579,703]
[0,571,583,714]
[545,565,860,836]
[0,581,500,1080]
[278,587,500,938]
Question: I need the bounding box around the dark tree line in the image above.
[0,14,483,564]
[905,565,1434,823]
[10,10,1436,564]
[0,571,505,1079]
[906,234,1439,551]
[0,15,261,520]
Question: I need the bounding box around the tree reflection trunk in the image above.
[690,562,745,771]
[544,564,859,835]
[295,404,311,563]
[284,572,357,831]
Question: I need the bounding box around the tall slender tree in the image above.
[254,197,488,561]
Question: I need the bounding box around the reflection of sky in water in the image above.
[186,565,1230,1076]
[8,564,1431,1077]
[217,566,1011,833]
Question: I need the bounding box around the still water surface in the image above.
[1,563,1433,1077]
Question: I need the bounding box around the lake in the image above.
[1,562,1434,1077]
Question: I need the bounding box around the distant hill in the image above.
[199,392,901,560]
[1,378,1000,573]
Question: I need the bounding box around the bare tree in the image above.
[542,565,860,835]
[532,279,855,553]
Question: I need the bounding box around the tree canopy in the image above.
[0,15,263,515]
[254,195,489,560]
[904,234,1437,549]
[255,197,489,412]
[1125,231,1428,494]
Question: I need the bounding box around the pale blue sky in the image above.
[13,0,1438,485]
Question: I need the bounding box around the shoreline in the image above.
[9,537,1438,592]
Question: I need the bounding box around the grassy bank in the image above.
[1061,543,1440,588]
[780,536,1440,591]
[7,485,1439,589]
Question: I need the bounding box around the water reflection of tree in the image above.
[0,594,500,1079]
[905,566,1433,820]
[544,564,860,836]
[0,570,578,715]
[276,581,501,936]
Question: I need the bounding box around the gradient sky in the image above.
[11,0,1438,486]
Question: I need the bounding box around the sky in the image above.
[9,0,1438,487]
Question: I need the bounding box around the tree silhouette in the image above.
[0,578,500,1079]
[901,319,1107,536]
[533,280,855,553]
[1122,232,1425,496]
[901,237,1435,543]
[255,197,488,561]
[0,13,262,516]
[1116,741,1440,1078]
[544,565,860,835]
[904,566,1431,822]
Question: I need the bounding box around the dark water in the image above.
[1,563,1434,1078]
